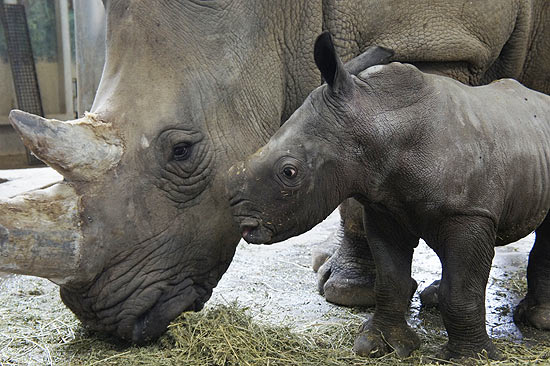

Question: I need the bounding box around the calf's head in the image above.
[228,32,393,244]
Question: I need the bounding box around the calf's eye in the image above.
[282,166,297,179]
[173,143,192,161]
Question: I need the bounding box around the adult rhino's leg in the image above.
[419,280,441,308]
[514,215,550,330]
[315,198,377,306]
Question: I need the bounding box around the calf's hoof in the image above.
[438,340,501,361]
[514,298,550,330]
[420,280,440,308]
[353,318,420,358]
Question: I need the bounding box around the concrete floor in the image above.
[0,167,545,363]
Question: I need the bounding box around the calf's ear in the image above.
[314,32,353,94]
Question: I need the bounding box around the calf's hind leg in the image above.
[514,215,550,330]
[432,216,499,360]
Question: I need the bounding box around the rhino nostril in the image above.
[240,219,259,237]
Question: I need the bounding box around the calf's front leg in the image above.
[353,206,419,358]
[430,216,499,360]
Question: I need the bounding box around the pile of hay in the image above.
[64,304,369,366]
[3,303,546,366]
[2,276,550,365]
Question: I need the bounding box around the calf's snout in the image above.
[226,160,276,244]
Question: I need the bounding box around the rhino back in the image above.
[323,0,550,93]
[410,75,550,242]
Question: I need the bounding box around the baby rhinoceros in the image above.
[227,31,550,360]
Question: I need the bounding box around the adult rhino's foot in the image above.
[311,234,338,272]
[316,199,417,307]
[315,199,378,306]
[316,243,377,307]
[420,280,440,308]
[438,340,501,361]
[311,247,333,272]
[353,317,420,358]
[317,243,418,307]
[514,297,550,330]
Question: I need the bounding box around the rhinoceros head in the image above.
[1,0,322,343]
[6,105,231,343]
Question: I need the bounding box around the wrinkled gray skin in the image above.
[2,0,550,343]
[227,32,550,359]
[316,0,550,308]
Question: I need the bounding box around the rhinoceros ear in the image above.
[314,32,353,94]
[344,46,394,76]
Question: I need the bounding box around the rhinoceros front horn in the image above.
[9,110,123,181]
[0,110,122,284]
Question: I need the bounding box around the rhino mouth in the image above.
[60,266,221,345]
[130,279,207,344]
[229,198,275,244]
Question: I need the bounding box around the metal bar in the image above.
[0,3,44,117]
[55,0,74,119]
[74,0,105,116]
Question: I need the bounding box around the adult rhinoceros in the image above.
[1,0,549,344]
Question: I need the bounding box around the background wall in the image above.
[0,0,76,168]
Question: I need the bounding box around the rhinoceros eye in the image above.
[282,166,297,179]
[173,143,192,161]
